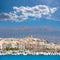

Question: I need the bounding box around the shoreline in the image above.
[0,52,60,55]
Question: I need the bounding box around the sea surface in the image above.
[0,55,60,60]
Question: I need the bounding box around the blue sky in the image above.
[0,0,60,29]
[0,0,60,43]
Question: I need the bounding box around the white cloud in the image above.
[0,5,57,22]
[50,8,57,13]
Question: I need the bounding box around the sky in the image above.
[0,0,60,43]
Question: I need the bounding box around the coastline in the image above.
[0,36,60,56]
[0,51,60,55]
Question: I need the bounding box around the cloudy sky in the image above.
[0,0,60,43]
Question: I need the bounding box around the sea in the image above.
[0,55,60,60]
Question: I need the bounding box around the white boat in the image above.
[35,52,39,55]
[23,52,27,55]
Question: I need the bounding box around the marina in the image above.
[0,50,60,55]
[0,36,60,55]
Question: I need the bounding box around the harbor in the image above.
[0,36,60,55]
[0,50,60,55]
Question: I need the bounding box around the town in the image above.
[0,36,60,55]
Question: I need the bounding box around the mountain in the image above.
[0,26,60,44]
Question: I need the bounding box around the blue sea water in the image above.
[0,55,60,60]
